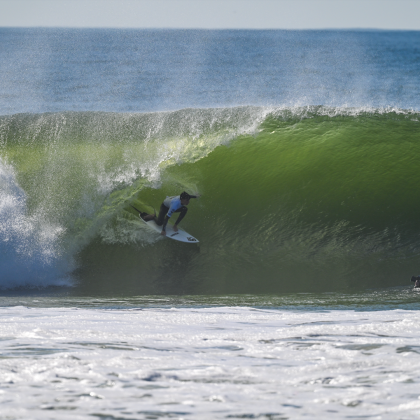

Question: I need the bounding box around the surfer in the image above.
[411,275,420,288]
[142,192,199,236]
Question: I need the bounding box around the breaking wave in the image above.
[1,106,419,293]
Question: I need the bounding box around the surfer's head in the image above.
[180,191,190,204]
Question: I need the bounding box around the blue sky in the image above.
[1,0,420,30]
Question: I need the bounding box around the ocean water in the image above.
[1,28,420,418]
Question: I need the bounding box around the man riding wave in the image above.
[142,191,200,236]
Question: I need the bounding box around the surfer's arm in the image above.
[162,210,183,233]
[161,195,198,233]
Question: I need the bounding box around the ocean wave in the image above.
[1,106,419,292]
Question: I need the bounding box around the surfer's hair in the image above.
[180,191,190,200]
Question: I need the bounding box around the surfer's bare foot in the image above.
[173,225,178,232]
[161,230,166,236]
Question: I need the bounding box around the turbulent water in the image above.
[1,28,420,419]
[2,304,420,420]
[1,29,420,293]
[1,107,420,293]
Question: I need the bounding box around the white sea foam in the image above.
[1,306,420,419]
[0,160,73,288]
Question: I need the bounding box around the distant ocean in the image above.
[1,28,420,419]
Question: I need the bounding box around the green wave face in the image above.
[1,107,420,293]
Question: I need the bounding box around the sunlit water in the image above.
[2,28,420,419]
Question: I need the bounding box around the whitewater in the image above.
[2,304,420,419]
[1,28,420,419]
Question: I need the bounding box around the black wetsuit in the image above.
[411,276,420,288]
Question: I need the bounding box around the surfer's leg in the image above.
[142,206,157,221]
[155,203,169,226]
[173,206,188,225]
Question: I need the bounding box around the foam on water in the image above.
[0,159,73,288]
[1,305,420,419]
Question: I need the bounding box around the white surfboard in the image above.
[131,205,199,243]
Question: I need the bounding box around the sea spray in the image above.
[0,107,267,289]
[0,160,71,287]
[1,106,420,292]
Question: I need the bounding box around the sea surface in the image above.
[1,28,420,419]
